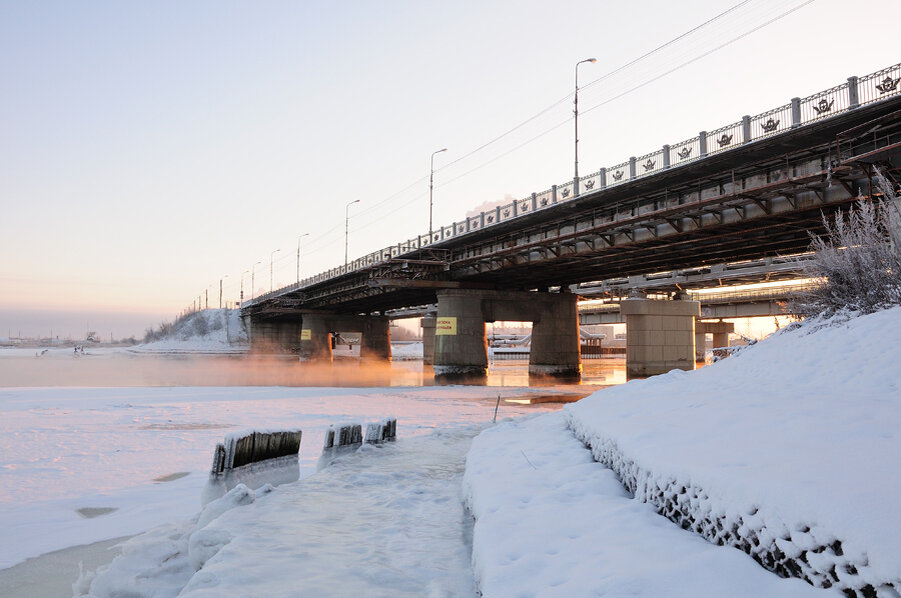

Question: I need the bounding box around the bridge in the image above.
[242,63,901,379]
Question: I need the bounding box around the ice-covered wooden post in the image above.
[364,417,397,444]
[210,429,302,475]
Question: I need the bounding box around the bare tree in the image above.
[791,170,901,316]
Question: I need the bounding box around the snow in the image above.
[80,428,481,597]
[3,307,901,596]
[464,412,822,597]
[564,307,901,595]
[390,340,423,360]
[131,309,247,354]
[0,384,558,570]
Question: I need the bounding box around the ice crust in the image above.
[78,429,480,597]
[74,483,262,597]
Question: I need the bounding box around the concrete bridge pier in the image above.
[246,316,304,353]
[433,290,489,380]
[695,320,734,360]
[527,293,581,379]
[433,289,581,381]
[620,297,700,378]
[421,314,437,365]
[298,314,333,362]
[359,316,391,362]
[298,313,392,363]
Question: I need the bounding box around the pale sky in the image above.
[2,0,899,339]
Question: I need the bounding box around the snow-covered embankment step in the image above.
[564,307,901,597]
[463,413,824,597]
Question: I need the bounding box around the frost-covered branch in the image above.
[791,170,901,316]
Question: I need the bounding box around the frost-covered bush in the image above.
[792,173,901,317]
[143,320,175,343]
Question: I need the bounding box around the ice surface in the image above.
[0,384,557,569]
[79,429,482,597]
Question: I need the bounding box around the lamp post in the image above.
[219,275,228,309]
[574,58,596,187]
[220,274,230,342]
[297,233,309,284]
[251,261,262,302]
[429,148,447,241]
[270,249,280,292]
[345,199,360,266]
[241,269,250,305]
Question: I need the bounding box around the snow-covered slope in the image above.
[564,308,901,596]
[133,309,247,354]
[464,413,822,597]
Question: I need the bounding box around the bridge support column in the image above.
[421,315,436,365]
[529,292,581,379]
[434,289,582,381]
[698,321,734,351]
[247,317,303,354]
[434,290,488,380]
[695,330,708,361]
[360,316,391,362]
[621,298,700,378]
[298,314,333,362]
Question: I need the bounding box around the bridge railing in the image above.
[707,120,745,156]
[857,64,901,107]
[244,62,901,309]
[749,103,792,141]
[799,82,852,125]
[668,135,702,166]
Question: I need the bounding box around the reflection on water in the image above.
[0,349,626,389]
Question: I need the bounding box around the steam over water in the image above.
[0,348,626,388]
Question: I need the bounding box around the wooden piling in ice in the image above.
[322,423,363,449]
[364,417,397,444]
[210,429,302,475]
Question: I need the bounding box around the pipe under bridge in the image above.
[241,63,901,379]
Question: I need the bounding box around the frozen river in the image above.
[0,347,603,596]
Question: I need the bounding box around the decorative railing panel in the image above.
[607,161,629,186]
[580,172,601,194]
[517,196,534,215]
[799,83,850,125]
[557,180,575,202]
[669,136,700,165]
[535,188,553,208]
[858,64,901,106]
[749,103,791,141]
[635,148,665,178]
[707,121,743,156]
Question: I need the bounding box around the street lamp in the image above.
[241,270,250,305]
[345,199,360,266]
[219,275,229,309]
[429,148,447,241]
[297,233,310,284]
[270,249,281,292]
[574,58,596,187]
[251,261,262,302]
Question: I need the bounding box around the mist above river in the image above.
[0,347,625,388]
